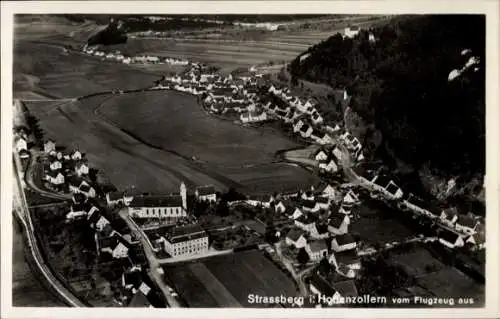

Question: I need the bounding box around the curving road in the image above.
[12,152,86,307]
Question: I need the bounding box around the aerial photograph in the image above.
[11,13,486,308]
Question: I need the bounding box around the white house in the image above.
[299,125,313,139]
[285,228,307,249]
[195,185,217,202]
[44,140,56,154]
[344,26,360,38]
[302,200,320,213]
[305,240,328,261]
[75,162,89,176]
[332,146,345,163]
[79,183,96,198]
[66,203,87,220]
[101,237,129,259]
[331,234,357,252]
[295,214,318,233]
[293,120,305,133]
[290,207,304,220]
[321,184,337,199]
[319,133,334,145]
[71,150,82,161]
[45,171,65,185]
[316,196,331,210]
[15,136,28,153]
[319,158,338,173]
[49,160,62,171]
[315,149,329,162]
[343,190,359,205]
[328,214,350,235]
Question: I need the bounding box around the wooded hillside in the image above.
[289,15,485,181]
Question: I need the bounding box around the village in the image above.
[12,24,486,308]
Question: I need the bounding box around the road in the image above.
[118,209,181,308]
[12,152,86,307]
[274,240,310,297]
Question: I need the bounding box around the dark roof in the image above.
[166,224,207,243]
[299,124,311,133]
[373,175,391,188]
[329,215,346,228]
[332,280,358,297]
[71,202,88,212]
[107,191,124,201]
[47,170,62,178]
[196,185,216,196]
[88,210,103,224]
[439,229,461,243]
[286,228,305,241]
[211,87,234,96]
[316,196,330,204]
[128,291,151,308]
[80,184,91,192]
[275,109,288,117]
[296,213,318,225]
[302,200,317,209]
[315,222,329,235]
[129,195,183,208]
[123,268,143,288]
[442,207,458,218]
[334,234,356,246]
[309,240,328,253]
[309,273,336,296]
[456,215,478,228]
[73,193,87,204]
[386,181,400,195]
[335,249,360,265]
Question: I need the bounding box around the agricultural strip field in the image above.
[163,250,298,307]
[25,90,318,194]
[96,90,319,194]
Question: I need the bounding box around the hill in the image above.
[288,15,485,201]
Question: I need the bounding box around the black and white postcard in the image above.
[1,1,499,318]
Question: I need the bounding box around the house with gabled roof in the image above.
[293,119,305,133]
[195,185,217,202]
[306,240,328,261]
[320,184,337,199]
[290,207,304,220]
[311,222,330,239]
[79,183,96,198]
[466,232,485,249]
[329,247,361,271]
[385,180,403,199]
[89,211,111,232]
[299,124,313,138]
[295,214,318,233]
[71,150,82,161]
[332,145,344,163]
[319,157,339,173]
[440,207,459,224]
[316,196,331,210]
[342,190,359,205]
[66,202,88,220]
[15,136,28,153]
[44,140,56,154]
[438,229,465,249]
[285,228,307,248]
[75,162,89,176]
[328,214,350,235]
[332,280,358,298]
[49,160,62,171]
[45,170,65,185]
[100,234,129,259]
[302,199,320,213]
[311,112,323,125]
[331,234,357,252]
[318,133,334,146]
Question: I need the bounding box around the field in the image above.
[163,250,298,307]
[351,198,414,246]
[25,90,318,194]
[388,245,445,277]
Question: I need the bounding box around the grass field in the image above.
[388,245,446,277]
[351,199,414,246]
[25,90,318,194]
[164,250,298,307]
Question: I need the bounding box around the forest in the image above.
[288,15,485,183]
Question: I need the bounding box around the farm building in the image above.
[331,234,357,252]
[285,228,307,249]
[306,240,328,261]
[195,185,217,202]
[328,214,350,235]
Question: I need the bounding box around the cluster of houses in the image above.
[41,140,97,197]
[82,45,190,66]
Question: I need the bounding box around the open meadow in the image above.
[163,250,298,307]
[25,90,318,194]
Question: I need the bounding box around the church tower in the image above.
[180,182,187,211]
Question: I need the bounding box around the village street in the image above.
[118,209,181,307]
